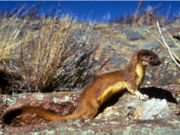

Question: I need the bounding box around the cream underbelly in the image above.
[97,81,127,105]
[97,64,144,105]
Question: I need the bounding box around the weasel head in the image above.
[136,49,161,66]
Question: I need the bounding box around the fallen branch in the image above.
[156,21,180,68]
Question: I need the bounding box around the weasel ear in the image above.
[132,50,146,62]
[136,50,147,58]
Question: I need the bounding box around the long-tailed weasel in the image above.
[3,49,161,124]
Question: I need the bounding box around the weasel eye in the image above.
[149,56,154,61]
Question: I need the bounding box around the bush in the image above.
[0,10,101,94]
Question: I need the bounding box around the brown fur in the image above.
[3,49,161,124]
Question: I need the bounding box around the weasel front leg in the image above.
[126,84,148,100]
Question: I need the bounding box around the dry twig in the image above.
[156,21,180,67]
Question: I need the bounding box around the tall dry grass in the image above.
[0,9,100,94]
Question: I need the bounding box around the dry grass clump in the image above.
[0,10,100,94]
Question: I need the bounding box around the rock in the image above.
[121,29,144,41]
[139,41,161,49]
[134,98,174,120]
[1,87,179,134]
[110,56,127,69]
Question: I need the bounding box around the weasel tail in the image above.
[3,106,83,124]
[3,49,161,125]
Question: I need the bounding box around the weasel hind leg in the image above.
[74,99,99,119]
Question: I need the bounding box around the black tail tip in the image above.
[3,109,22,124]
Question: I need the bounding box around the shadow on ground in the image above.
[140,87,177,104]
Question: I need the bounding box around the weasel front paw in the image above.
[139,94,149,100]
[135,91,149,100]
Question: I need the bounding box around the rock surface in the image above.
[134,98,174,120]
[0,86,180,134]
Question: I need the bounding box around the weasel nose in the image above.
[157,60,161,65]
[153,59,161,66]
